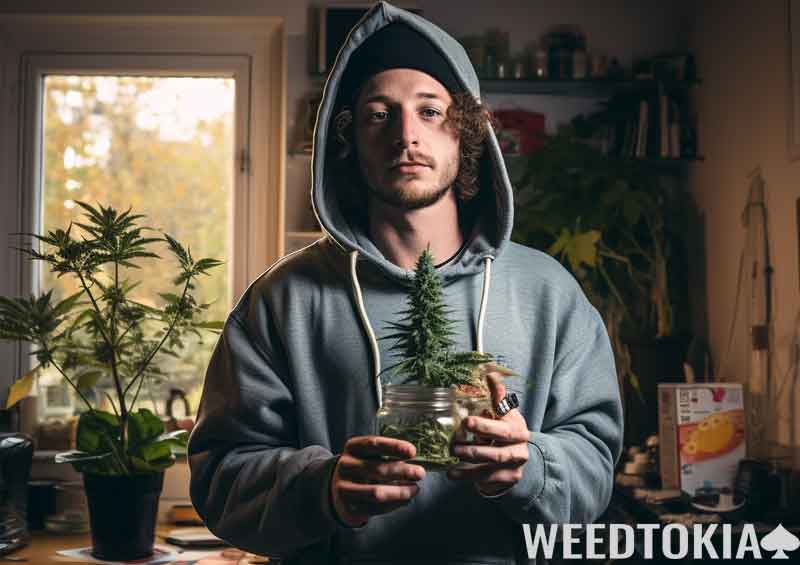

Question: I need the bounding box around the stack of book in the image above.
[594,84,696,160]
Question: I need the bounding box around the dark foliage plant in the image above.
[512,121,692,395]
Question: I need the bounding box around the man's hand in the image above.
[447,372,529,495]
[331,436,426,527]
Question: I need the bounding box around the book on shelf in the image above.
[636,99,648,158]
[596,83,695,161]
[659,88,670,158]
[669,99,681,158]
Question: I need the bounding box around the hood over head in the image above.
[310,1,514,282]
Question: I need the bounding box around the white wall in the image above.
[689,0,800,462]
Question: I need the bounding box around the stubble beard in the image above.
[365,156,459,211]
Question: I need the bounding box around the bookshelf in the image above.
[480,77,700,96]
[576,78,701,162]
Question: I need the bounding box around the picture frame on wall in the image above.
[787,0,800,160]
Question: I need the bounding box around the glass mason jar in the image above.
[376,385,494,471]
[376,385,461,471]
[453,391,493,443]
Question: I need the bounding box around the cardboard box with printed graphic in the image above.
[658,383,746,495]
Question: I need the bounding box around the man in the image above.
[188,2,623,564]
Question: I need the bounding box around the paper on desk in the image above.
[52,545,178,565]
[167,549,271,564]
[54,546,270,565]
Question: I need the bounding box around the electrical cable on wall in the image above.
[743,167,773,456]
[716,167,782,457]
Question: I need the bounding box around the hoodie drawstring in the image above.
[349,251,494,408]
[350,251,383,407]
[476,256,493,354]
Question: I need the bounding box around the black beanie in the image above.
[339,22,462,107]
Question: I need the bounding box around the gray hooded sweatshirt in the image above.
[188,2,623,564]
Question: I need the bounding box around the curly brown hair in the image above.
[330,91,495,204]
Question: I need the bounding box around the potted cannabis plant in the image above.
[377,249,511,470]
[0,202,223,560]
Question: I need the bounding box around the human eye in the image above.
[420,107,443,119]
[367,109,389,122]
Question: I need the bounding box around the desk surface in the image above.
[15,529,271,564]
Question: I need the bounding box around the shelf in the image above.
[503,153,704,163]
[481,79,629,97]
[632,156,705,175]
[480,78,700,98]
[636,156,705,164]
[503,154,703,177]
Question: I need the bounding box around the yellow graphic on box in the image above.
[679,410,744,463]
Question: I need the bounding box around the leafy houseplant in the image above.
[377,249,509,469]
[512,121,691,406]
[0,202,223,559]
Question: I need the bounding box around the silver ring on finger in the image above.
[495,392,519,417]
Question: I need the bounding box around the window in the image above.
[0,16,286,421]
[38,73,236,418]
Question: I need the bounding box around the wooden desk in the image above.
[17,530,90,563]
[14,529,272,564]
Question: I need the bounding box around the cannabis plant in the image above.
[378,248,509,469]
[382,248,494,389]
[0,202,223,475]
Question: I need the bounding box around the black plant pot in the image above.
[83,472,164,561]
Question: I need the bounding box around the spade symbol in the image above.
[760,524,800,559]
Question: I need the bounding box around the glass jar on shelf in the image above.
[512,57,527,80]
[534,47,549,78]
[496,59,510,79]
[572,48,588,79]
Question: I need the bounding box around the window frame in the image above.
[0,15,287,407]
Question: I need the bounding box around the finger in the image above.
[346,499,413,518]
[447,464,524,485]
[452,443,529,465]
[338,481,420,506]
[345,436,416,460]
[485,372,507,411]
[452,430,495,446]
[455,416,529,445]
[338,455,426,483]
[335,496,408,525]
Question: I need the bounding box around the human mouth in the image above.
[391,161,430,173]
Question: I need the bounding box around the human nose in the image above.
[392,109,418,149]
